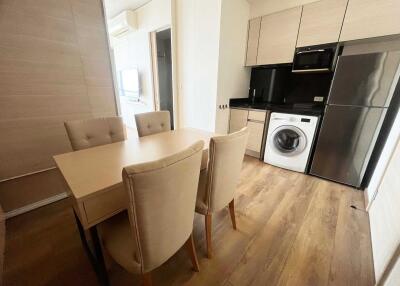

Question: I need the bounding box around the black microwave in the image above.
[292,44,339,73]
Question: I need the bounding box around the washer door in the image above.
[271,125,307,156]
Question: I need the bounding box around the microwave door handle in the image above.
[296,49,326,54]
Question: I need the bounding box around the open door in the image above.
[151,28,174,129]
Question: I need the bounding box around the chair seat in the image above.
[100,212,141,274]
[195,169,208,215]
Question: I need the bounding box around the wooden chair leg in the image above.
[228,199,237,230]
[205,213,212,258]
[185,233,200,272]
[142,272,152,286]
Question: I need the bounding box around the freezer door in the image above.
[328,52,400,107]
[310,105,386,187]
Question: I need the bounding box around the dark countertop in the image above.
[229,98,325,116]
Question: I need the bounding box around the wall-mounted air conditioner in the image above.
[108,10,138,38]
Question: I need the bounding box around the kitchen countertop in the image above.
[229,98,325,116]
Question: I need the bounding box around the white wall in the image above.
[112,31,153,128]
[248,0,319,18]
[369,137,400,284]
[175,0,222,131]
[109,0,171,128]
[215,0,251,134]
[136,0,171,31]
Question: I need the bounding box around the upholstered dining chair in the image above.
[135,111,171,137]
[100,141,204,286]
[195,127,248,258]
[64,116,126,151]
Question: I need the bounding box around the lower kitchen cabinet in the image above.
[229,108,267,158]
[229,108,248,133]
[246,120,265,154]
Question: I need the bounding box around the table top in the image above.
[54,128,215,201]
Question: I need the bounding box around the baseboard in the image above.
[5,192,69,219]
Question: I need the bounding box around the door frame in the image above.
[150,26,178,129]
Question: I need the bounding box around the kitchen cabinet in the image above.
[229,108,248,133]
[246,120,265,154]
[257,7,302,65]
[245,17,261,66]
[340,0,400,42]
[297,0,348,47]
[229,108,267,157]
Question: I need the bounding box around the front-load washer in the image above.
[264,112,319,173]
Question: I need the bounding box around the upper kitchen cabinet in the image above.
[340,0,400,41]
[257,7,302,65]
[245,17,261,66]
[297,0,348,47]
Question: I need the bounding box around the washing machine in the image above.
[264,112,319,173]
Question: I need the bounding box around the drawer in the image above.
[83,184,127,225]
[248,110,266,122]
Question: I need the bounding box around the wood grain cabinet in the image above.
[245,17,261,66]
[340,0,400,42]
[229,108,248,133]
[297,0,348,47]
[229,109,266,157]
[257,7,302,65]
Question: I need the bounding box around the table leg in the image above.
[73,211,110,286]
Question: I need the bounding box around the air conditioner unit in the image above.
[108,10,137,38]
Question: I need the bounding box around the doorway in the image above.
[152,28,174,128]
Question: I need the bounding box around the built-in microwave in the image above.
[292,44,339,73]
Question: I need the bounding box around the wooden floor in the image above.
[4,156,375,286]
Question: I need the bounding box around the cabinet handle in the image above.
[247,119,264,123]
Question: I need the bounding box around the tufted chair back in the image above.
[64,117,126,151]
[135,111,171,137]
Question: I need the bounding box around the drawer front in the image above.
[248,110,266,122]
[83,184,127,225]
[246,121,265,153]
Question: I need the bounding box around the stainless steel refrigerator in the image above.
[310,51,400,188]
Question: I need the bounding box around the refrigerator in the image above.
[310,51,400,188]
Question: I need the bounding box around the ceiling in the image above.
[103,0,152,19]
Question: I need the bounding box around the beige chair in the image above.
[195,127,248,258]
[64,117,126,151]
[135,111,171,137]
[100,141,204,286]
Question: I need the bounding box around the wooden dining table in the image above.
[53,128,215,285]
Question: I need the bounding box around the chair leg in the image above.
[142,272,152,286]
[205,213,212,258]
[228,199,237,230]
[185,233,200,272]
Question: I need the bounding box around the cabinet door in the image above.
[246,120,265,153]
[297,0,348,47]
[340,0,400,41]
[245,17,261,66]
[257,7,302,65]
[229,109,248,133]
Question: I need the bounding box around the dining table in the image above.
[53,128,215,286]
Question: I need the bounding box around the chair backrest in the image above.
[206,127,248,212]
[135,111,171,137]
[64,117,126,151]
[122,140,204,273]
